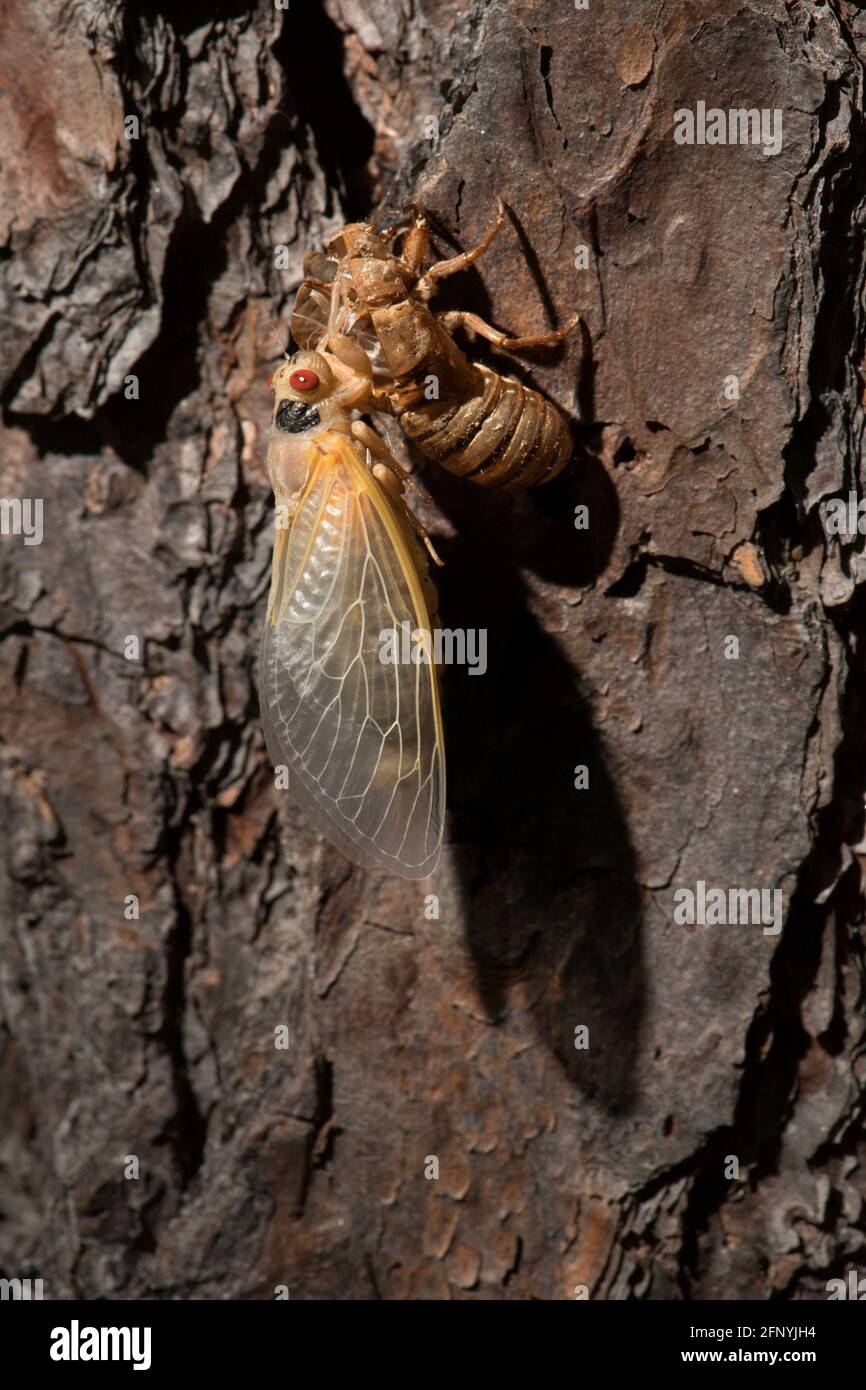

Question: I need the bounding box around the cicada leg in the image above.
[437,308,580,351]
[378,477,445,570]
[415,198,507,299]
[352,418,427,501]
[397,207,431,277]
[353,423,445,570]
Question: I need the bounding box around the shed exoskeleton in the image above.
[290,202,578,491]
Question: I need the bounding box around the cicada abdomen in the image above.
[393,361,572,490]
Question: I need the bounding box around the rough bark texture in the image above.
[1,0,865,1301]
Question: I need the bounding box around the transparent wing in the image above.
[259,432,445,878]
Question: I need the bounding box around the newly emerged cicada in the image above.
[292,200,578,490]
[260,348,445,878]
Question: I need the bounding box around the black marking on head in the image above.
[275,399,322,433]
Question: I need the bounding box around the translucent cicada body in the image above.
[261,349,445,878]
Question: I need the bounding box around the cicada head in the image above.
[267,351,347,497]
[269,349,341,422]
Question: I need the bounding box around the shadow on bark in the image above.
[427,452,644,1110]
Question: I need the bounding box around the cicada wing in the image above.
[259,435,445,878]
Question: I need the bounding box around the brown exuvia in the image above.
[291,201,578,491]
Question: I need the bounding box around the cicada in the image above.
[291,201,578,490]
[260,349,445,878]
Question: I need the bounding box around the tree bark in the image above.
[1,0,865,1300]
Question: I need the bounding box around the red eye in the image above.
[289,369,319,391]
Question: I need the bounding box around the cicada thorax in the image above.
[266,351,344,499]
